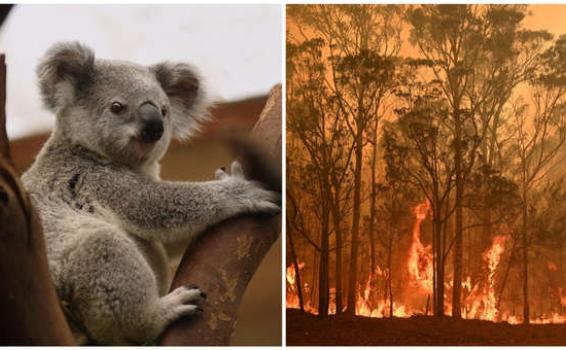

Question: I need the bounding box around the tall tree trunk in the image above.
[432,197,445,316]
[387,224,394,318]
[368,117,379,273]
[331,187,343,314]
[346,127,363,315]
[521,185,530,324]
[287,225,304,311]
[318,176,331,317]
[435,220,445,316]
[452,113,463,318]
[434,205,438,314]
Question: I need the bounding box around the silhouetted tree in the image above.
[290,4,403,315]
[510,35,566,323]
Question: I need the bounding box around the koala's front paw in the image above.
[215,161,281,215]
[165,284,206,320]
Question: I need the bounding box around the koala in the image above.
[21,42,280,345]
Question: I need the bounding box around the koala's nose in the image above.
[138,103,164,144]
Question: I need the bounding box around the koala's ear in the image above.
[150,62,211,140]
[37,42,95,112]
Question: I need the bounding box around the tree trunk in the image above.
[0,54,75,345]
[368,117,379,273]
[521,186,530,325]
[452,113,463,319]
[432,202,445,316]
[387,225,394,318]
[346,128,363,315]
[330,186,343,314]
[287,223,304,311]
[317,183,331,317]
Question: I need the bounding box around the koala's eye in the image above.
[161,106,168,117]
[110,102,126,114]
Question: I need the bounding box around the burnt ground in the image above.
[286,309,566,346]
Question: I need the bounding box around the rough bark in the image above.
[158,85,282,345]
[0,54,75,345]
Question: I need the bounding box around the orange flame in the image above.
[407,200,433,293]
[286,262,305,310]
[463,235,507,321]
[286,202,565,324]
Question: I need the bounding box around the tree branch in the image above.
[158,85,282,345]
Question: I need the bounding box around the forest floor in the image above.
[286,309,566,345]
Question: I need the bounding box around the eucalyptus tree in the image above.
[510,35,566,323]
[406,4,554,317]
[290,4,403,315]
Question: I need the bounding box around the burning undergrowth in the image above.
[287,201,566,324]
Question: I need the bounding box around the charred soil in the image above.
[286,309,566,345]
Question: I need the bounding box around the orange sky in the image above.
[287,5,566,49]
[525,5,566,35]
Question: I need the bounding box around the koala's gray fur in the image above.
[22,42,280,345]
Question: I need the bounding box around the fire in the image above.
[286,202,565,324]
[530,313,566,324]
[286,262,305,310]
[407,200,433,293]
[463,235,507,321]
[354,267,411,318]
[484,235,507,320]
[462,276,472,292]
[286,262,304,286]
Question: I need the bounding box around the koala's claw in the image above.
[230,160,245,178]
[215,161,246,180]
[215,160,281,216]
[163,285,207,322]
[215,168,228,180]
[256,200,281,214]
[175,304,204,318]
[170,285,206,305]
